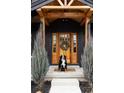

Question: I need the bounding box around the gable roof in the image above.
[78,0,93,7]
[31,0,93,11]
[32,0,54,11]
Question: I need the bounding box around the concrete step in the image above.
[45,65,85,81]
[51,78,79,86]
[45,77,87,82]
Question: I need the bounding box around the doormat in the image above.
[54,68,76,72]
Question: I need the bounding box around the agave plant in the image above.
[81,37,93,84]
[31,31,49,92]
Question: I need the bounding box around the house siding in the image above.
[77,26,85,66]
[45,26,52,65]
[31,22,40,54]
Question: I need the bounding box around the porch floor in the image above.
[45,65,86,81]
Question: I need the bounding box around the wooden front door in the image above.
[59,33,71,64]
[52,32,77,64]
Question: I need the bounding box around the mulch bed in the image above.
[31,81,92,93]
[31,81,51,93]
[79,81,93,93]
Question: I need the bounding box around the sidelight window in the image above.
[73,33,77,52]
[53,33,56,52]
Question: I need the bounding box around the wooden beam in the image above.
[80,18,85,26]
[90,8,93,11]
[57,0,64,6]
[43,18,45,48]
[80,8,93,25]
[64,0,67,6]
[42,10,49,26]
[36,9,44,17]
[86,8,93,17]
[88,23,91,41]
[85,17,89,47]
[46,12,85,19]
[41,6,91,9]
[40,17,45,47]
[37,9,49,26]
[39,23,43,47]
[67,0,74,6]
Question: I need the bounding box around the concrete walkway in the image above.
[45,65,86,93]
[49,79,82,93]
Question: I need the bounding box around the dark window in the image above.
[73,33,77,52]
[53,33,56,52]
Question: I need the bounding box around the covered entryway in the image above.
[31,0,93,93]
[32,0,93,65]
[47,18,83,65]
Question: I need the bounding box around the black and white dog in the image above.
[58,55,67,71]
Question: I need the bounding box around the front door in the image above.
[59,33,71,64]
[52,32,77,64]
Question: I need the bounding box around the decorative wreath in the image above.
[60,40,70,51]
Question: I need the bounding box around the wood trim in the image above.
[71,32,78,64]
[52,32,78,64]
[57,33,59,63]
[46,12,85,19]
[52,33,58,64]
[41,6,91,9]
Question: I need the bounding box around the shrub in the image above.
[81,37,93,84]
[31,31,49,91]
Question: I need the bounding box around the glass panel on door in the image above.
[71,33,77,64]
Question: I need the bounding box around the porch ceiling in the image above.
[32,0,93,25]
[42,8,88,23]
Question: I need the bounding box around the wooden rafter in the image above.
[64,0,67,6]
[67,0,74,6]
[57,0,64,6]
